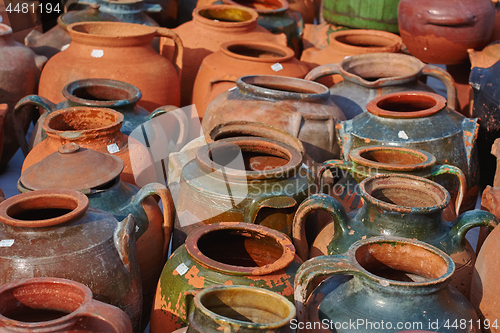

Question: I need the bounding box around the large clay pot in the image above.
[292,174,498,298]
[38,21,183,111]
[193,40,309,117]
[398,0,495,65]
[150,222,302,333]
[337,91,479,213]
[0,189,142,332]
[202,75,346,164]
[305,53,457,119]
[0,277,133,333]
[294,237,479,333]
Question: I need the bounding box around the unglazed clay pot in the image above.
[398,0,495,65]
[305,53,457,119]
[338,91,479,213]
[0,189,142,332]
[21,107,155,187]
[294,237,479,333]
[193,40,309,117]
[150,222,302,333]
[0,277,132,333]
[38,21,183,111]
[202,75,346,164]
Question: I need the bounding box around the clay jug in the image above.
[0,277,132,333]
[305,53,457,119]
[38,21,183,111]
[150,222,302,333]
[193,40,309,117]
[398,0,495,64]
[294,237,479,333]
[0,189,142,331]
[292,174,498,299]
[338,91,479,212]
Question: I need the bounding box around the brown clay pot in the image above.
[0,277,132,332]
[38,21,183,111]
[398,0,495,65]
[21,107,155,187]
[193,40,309,117]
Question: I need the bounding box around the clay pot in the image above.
[398,0,495,65]
[338,91,479,213]
[202,75,346,164]
[294,237,479,333]
[193,40,309,117]
[305,53,457,119]
[469,41,500,69]
[21,107,155,187]
[0,189,142,331]
[0,23,46,170]
[0,277,132,333]
[38,21,183,111]
[150,222,302,333]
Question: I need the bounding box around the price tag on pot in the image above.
[175,263,189,276]
[0,239,14,247]
[91,49,104,58]
[271,62,283,72]
[107,143,120,154]
[61,44,70,51]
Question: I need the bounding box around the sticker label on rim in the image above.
[271,63,284,72]
[0,240,14,247]
[107,143,120,154]
[175,263,189,276]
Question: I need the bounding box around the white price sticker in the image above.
[271,62,284,72]
[175,263,189,276]
[107,143,120,154]
[0,240,14,247]
[91,49,104,58]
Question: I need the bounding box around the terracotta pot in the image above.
[38,21,183,111]
[150,222,302,333]
[398,0,495,65]
[294,237,479,333]
[0,189,142,332]
[169,5,286,108]
[305,53,457,119]
[21,107,155,187]
[193,40,309,117]
[202,75,346,164]
[338,91,479,213]
[469,41,500,69]
[0,277,132,333]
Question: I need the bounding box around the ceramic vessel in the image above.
[150,222,302,333]
[193,40,309,116]
[294,237,479,333]
[305,53,457,119]
[202,75,346,164]
[398,0,495,64]
[38,21,183,111]
[0,277,133,333]
[0,189,142,331]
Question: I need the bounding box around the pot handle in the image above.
[423,11,477,26]
[157,28,184,83]
[78,299,133,333]
[149,105,189,152]
[316,159,353,189]
[304,63,343,83]
[114,215,137,274]
[209,75,239,88]
[292,194,350,261]
[421,64,457,110]
[245,195,298,225]
[429,164,466,217]
[450,210,498,249]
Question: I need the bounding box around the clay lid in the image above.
[58,3,121,31]
[20,143,124,192]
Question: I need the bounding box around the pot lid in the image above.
[58,3,121,31]
[20,143,124,192]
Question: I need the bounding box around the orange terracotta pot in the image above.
[192,40,309,116]
[38,21,183,111]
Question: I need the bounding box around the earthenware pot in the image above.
[38,21,183,111]
[398,0,495,64]
[150,222,302,333]
[292,174,498,298]
[294,237,479,333]
[338,91,479,212]
[192,40,309,117]
[0,277,132,333]
[0,189,142,332]
[202,75,346,164]
[305,53,457,119]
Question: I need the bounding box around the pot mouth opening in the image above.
[197,6,257,23]
[333,31,401,49]
[238,75,330,99]
[366,92,446,118]
[45,107,123,134]
[63,79,141,106]
[224,0,288,13]
[223,42,292,61]
[68,21,153,38]
[351,146,434,171]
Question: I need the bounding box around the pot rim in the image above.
[220,40,295,63]
[67,21,156,46]
[328,29,402,53]
[0,23,13,36]
[349,146,436,172]
[193,5,260,29]
[366,91,446,118]
[223,0,289,14]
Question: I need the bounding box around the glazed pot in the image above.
[305,53,457,119]
[294,237,479,333]
[0,189,142,332]
[0,277,132,333]
[21,107,155,187]
[337,91,479,212]
[202,75,346,164]
[150,222,302,333]
[38,21,183,111]
[292,174,498,298]
[192,40,309,117]
[173,136,314,249]
[398,0,495,65]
